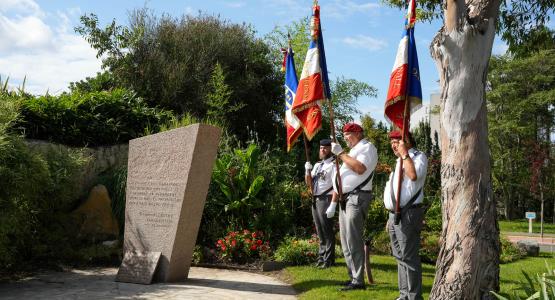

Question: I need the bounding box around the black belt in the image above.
[388,203,423,214]
[344,189,372,197]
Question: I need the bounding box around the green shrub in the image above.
[500,236,526,263]
[17,88,174,147]
[420,232,440,263]
[371,230,392,255]
[366,198,389,240]
[424,195,442,233]
[274,236,320,265]
[0,91,92,270]
[200,139,309,248]
[97,166,127,236]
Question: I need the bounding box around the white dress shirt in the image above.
[383,148,428,211]
[332,139,378,193]
[311,156,335,196]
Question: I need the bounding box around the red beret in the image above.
[389,130,402,139]
[342,123,363,133]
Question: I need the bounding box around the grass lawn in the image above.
[284,254,555,299]
[499,219,555,234]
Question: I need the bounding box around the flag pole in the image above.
[313,0,343,204]
[303,134,314,193]
[394,0,413,225]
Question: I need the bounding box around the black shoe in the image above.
[339,283,366,291]
[342,280,353,286]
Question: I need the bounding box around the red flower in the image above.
[256,239,263,245]
[252,232,258,238]
[231,239,237,247]
[221,245,227,251]
[250,244,257,251]
[217,239,223,245]
[243,229,250,235]
[245,238,252,244]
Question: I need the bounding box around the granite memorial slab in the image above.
[116,124,221,283]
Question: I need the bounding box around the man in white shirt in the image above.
[326,123,378,291]
[304,139,336,269]
[383,130,428,300]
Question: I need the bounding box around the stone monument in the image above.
[116,124,221,284]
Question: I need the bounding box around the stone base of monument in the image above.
[116,251,162,284]
[115,124,221,284]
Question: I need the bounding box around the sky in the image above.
[0,0,513,123]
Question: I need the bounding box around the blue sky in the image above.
[0,0,512,123]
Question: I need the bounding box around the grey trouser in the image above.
[312,194,335,264]
[387,206,424,300]
[339,191,372,285]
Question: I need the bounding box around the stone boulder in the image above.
[72,184,119,241]
[517,240,540,257]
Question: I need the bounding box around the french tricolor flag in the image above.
[291,3,330,141]
[385,0,422,132]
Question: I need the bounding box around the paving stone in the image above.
[0,267,296,299]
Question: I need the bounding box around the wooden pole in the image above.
[394,7,413,224]
[303,133,314,193]
[327,98,344,204]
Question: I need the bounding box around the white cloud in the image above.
[0,0,101,95]
[342,34,387,51]
[0,14,53,51]
[226,2,246,8]
[0,0,41,15]
[266,0,308,18]
[184,6,195,16]
[325,0,380,19]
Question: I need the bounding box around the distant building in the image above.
[410,93,441,143]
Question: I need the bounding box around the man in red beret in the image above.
[384,130,428,300]
[326,122,378,291]
[304,139,336,269]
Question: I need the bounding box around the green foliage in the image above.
[18,88,174,147]
[77,10,282,143]
[508,26,555,58]
[365,199,389,240]
[69,71,117,93]
[492,260,555,299]
[371,230,391,255]
[200,138,309,247]
[212,143,266,223]
[215,229,271,263]
[419,232,440,263]
[424,196,442,233]
[265,17,310,76]
[488,50,555,220]
[206,63,244,125]
[97,166,127,236]
[274,236,320,265]
[500,237,527,264]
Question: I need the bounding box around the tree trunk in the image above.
[429,0,501,298]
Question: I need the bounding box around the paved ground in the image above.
[505,232,555,252]
[0,267,297,299]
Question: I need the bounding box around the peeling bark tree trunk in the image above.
[429,0,501,298]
